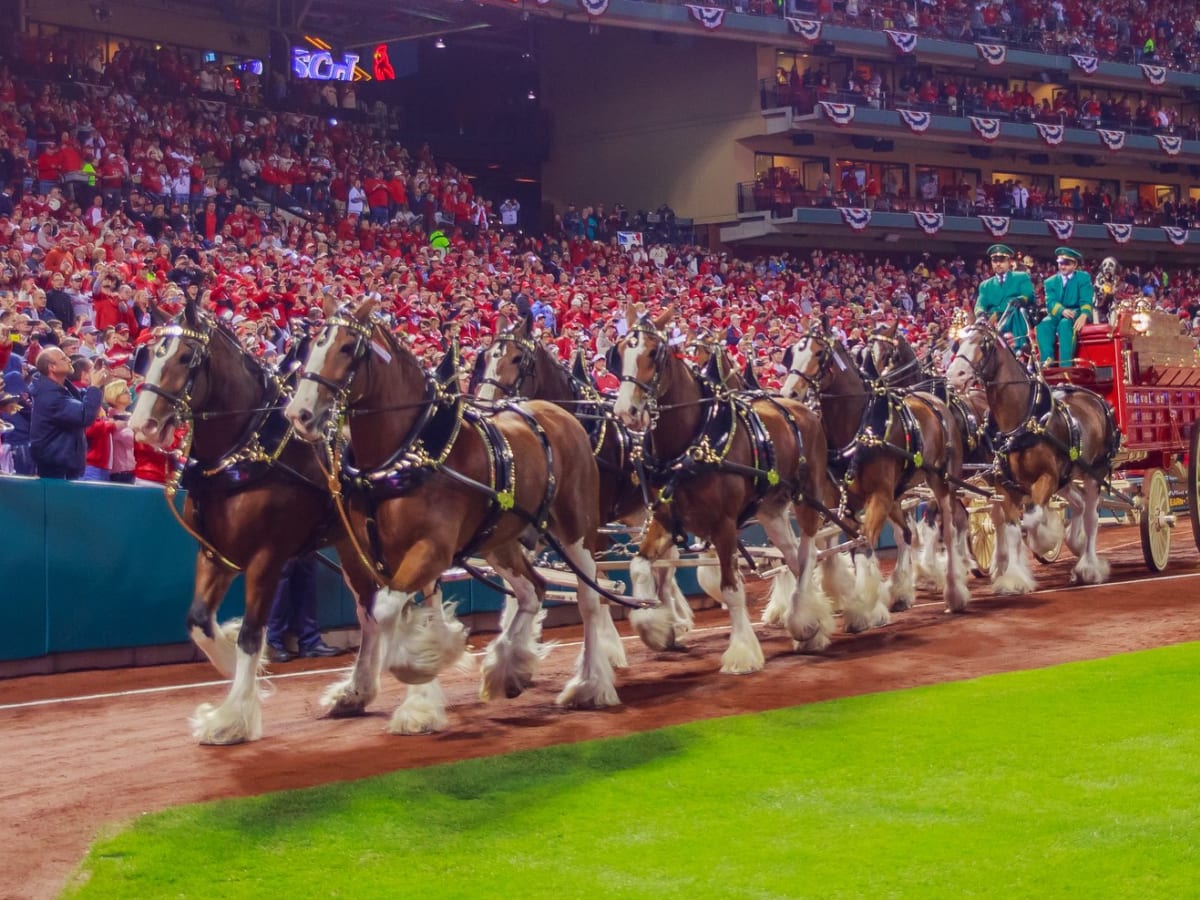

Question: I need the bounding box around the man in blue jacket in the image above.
[30,347,107,479]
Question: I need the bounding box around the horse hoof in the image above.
[890,596,914,612]
[325,701,368,718]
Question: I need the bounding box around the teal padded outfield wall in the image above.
[0,478,699,663]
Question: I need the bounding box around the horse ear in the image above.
[149,300,167,328]
[742,360,762,391]
[819,313,830,332]
[183,294,199,327]
[435,339,460,392]
[886,319,899,337]
[495,314,509,335]
[570,349,589,383]
[782,345,794,369]
[517,314,533,338]
[355,297,377,321]
[468,348,488,394]
[624,304,636,331]
[703,349,723,385]
[862,348,880,380]
[652,304,674,332]
[322,293,338,319]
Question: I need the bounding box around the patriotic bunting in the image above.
[685,5,726,29]
[1046,219,1075,241]
[912,211,944,235]
[1163,226,1189,246]
[885,30,918,53]
[976,43,1007,66]
[819,100,857,126]
[1139,64,1167,85]
[969,116,1001,142]
[1034,122,1065,146]
[897,109,931,133]
[785,17,822,40]
[579,0,610,15]
[1097,129,1126,152]
[1105,223,1134,244]
[1070,55,1099,74]
[838,206,872,231]
[979,215,1011,237]
[1157,135,1183,157]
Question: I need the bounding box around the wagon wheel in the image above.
[1139,467,1172,572]
[1190,426,1200,555]
[968,508,995,578]
[1031,501,1067,564]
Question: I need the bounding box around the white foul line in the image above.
[2,567,1197,713]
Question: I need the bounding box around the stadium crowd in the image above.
[5,33,1200,479]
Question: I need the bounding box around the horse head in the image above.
[945,318,997,393]
[476,313,536,402]
[779,323,835,400]
[129,293,215,445]
[285,297,379,441]
[613,305,673,430]
[866,320,903,379]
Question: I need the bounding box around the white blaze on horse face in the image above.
[613,340,645,427]
[779,340,814,398]
[476,345,504,402]
[129,333,181,443]
[285,328,335,438]
[945,332,978,392]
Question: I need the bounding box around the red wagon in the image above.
[1042,306,1200,570]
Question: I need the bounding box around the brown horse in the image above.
[285,298,623,708]
[613,309,845,670]
[127,298,444,745]
[782,319,972,623]
[476,316,694,641]
[946,319,1119,591]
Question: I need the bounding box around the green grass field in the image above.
[67,642,1200,899]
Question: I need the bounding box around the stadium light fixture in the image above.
[435,37,446,49]
[526,89,536,101]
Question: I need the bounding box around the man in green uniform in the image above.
[1036,246,1094,365]
[974,244,1034,353]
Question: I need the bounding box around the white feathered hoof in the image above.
[787,604,833,653]
[1023,506,1064,558]
[557,675,620,709]
[387,682,448,734]
[629,604,682,652]
[384,602,468,685]
[760,568,797,627]
[992,570,1036,595]
[1071,556,1110,585]
[190,701,261,746]
[719,639,765,675]
[320,675,372,718]
[479,637,545,701]
[793,631,831,653]
[889,592,914,613]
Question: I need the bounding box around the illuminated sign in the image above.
[372,44,395,81]
[292,47,359,81]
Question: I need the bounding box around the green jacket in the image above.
[974,270,1034,333]
[1042,270,1094,319]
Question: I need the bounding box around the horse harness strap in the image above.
[830,388,926,495]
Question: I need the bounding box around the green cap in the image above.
[987,244,1014,258]
[1054,247,1083,262]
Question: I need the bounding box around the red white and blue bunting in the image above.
[885,30,918,54]
[898,109,931,133]
[819,100,856,126]
[1034,122,1065,146]
[685,5,726,29]
[1105,223,1134,244]
[785,17,822,40]
[912,211,944,235]
[969,116,1001,142]
[1046,218,1075,242]
[1163,226,1189,246]
[1157,135,1183,157]
[1070,55,1099,75]
[1139,64,1167,86]
[1097,129,1126,152]
[979,215,1011,238]
[976,43,1007,66]
[838,206,872,231]
[578,0,609,16]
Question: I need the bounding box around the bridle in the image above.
[298,311,375,404]
[786,330,836,395]
[479,330,537,398]
[948,322,1001,386]
[139,321,216,416]
[617,318,672,422]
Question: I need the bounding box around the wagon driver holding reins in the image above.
[1036,246,1094,366]
[974,243,1035,354]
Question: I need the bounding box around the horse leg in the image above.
[935,484,971,613]
[190,559,281,745]
[887,503,917,612]
[1070,477,1110,585]
[711,522,765,675]
[387,582,468,734]
[762,506,833,651]
[842,495,892,633]
[658,546,695,642]
[557,537,621,708]
[480,543,551,701]
[184,552,240,678]
[991,495,1036,594]
[1063,483,1086,557]
[1022,497,1065,559]
[628,519,687,651]
[321,550,384,718]
[914,505,947,592]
